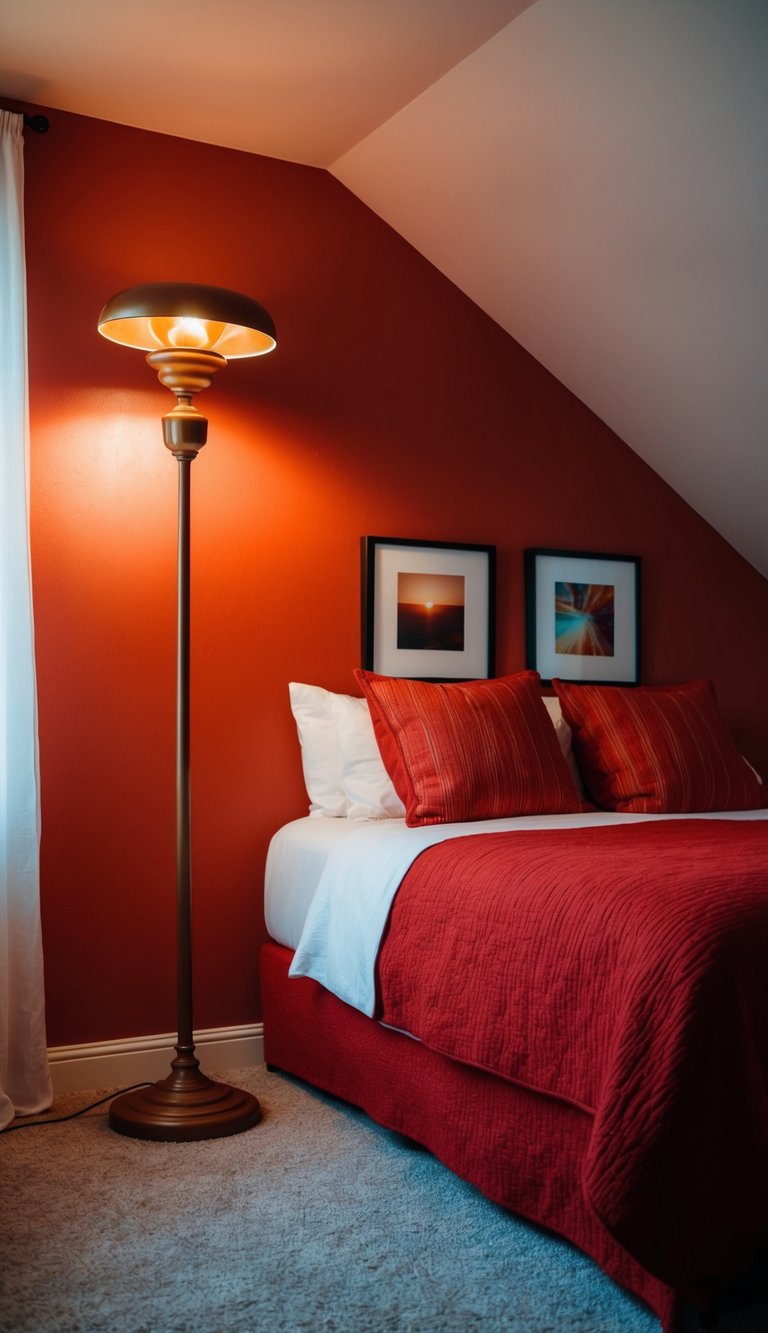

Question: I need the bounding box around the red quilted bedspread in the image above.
[374,818,768,1303]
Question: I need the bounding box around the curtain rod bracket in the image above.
[24,114,49,134]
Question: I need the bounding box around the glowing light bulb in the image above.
[168,317,211,348]
[148,316,227,351]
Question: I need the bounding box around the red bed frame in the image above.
[260,939,684,1331]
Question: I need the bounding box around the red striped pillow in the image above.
[553,677,766,814]
[354,669,589,827]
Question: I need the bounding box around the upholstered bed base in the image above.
[260,940,680,1331]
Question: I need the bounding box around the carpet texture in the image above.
[0,1064,765,1332]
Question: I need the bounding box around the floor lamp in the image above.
[97,283,276,1141]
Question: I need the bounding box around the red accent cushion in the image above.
[553,677,767,814]
[354,669,589,826]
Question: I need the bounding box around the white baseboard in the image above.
[48,1023,264,1095]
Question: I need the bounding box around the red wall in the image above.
[15,104,768,1047]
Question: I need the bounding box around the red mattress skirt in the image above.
[260,940,681,1331]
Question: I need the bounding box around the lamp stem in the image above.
[176,453,194,1061]
[108,428,260,1140]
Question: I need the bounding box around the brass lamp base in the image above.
[109,1051,261,1142]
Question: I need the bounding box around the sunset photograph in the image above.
[555,581,615,656]
[397,571,465,651]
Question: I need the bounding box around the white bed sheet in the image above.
[265,816,369,949]
[286,808,768,1018]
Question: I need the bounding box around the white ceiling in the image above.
[2,0,766,576]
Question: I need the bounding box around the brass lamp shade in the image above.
[97,282,277,358]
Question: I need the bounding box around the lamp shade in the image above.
[97,282,276,359]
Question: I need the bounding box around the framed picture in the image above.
[362,537,496,680]
[524,548,641,685]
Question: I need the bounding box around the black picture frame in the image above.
[524,548,641,685]
[362,536,496,681]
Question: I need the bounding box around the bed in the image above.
[260,672,768,1332]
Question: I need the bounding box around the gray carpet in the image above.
[0,1065,765,1332]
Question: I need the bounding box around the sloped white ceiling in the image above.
[1,0,766,575]
[332,0,768,577]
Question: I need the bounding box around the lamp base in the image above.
[109,1050,261,1142]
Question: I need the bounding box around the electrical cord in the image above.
[2,1083,153,1132]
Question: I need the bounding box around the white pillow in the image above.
[289,682,404,819]
[542,695,583,792]
[288,682,347,818]
[329,692,406,820]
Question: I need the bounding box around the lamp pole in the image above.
[175,450,194,1069]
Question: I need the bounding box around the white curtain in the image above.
[0,110,52,1129]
